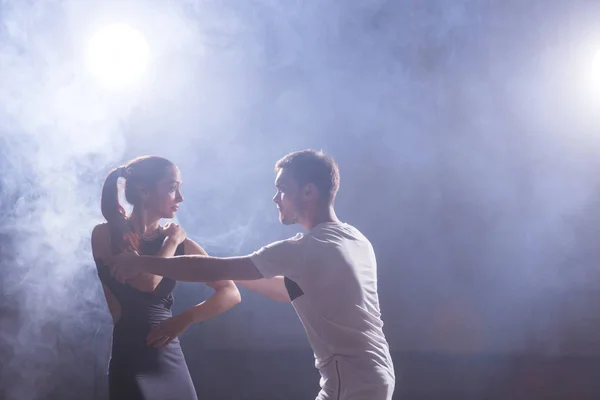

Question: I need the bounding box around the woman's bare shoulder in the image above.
[91,223,111,257]
[183,238,208,256]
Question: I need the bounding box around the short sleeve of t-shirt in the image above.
[249,233,307,279]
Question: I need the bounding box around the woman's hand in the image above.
[146,312,193,348]
[162,222,186,246]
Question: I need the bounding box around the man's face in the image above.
[272,168,303,225]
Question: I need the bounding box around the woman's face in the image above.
[143,165,184,219]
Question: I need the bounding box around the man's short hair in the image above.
[275,149,340,203]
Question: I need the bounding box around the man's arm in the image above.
[127,237,180,292]
[236,277,291,303]
[108,237,303,284]
[135,254,264,282]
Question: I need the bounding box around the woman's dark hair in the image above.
[100,155,174,253]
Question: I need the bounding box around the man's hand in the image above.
[146,312,193,348]
[107,251,143,283]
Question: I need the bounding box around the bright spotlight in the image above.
[86,24,149,86]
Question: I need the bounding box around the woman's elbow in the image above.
[209,280,242,306]
[231,289,242,305]
[225,284,242,306]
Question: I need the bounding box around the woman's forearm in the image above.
[180,284,241,324]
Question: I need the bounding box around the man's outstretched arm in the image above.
[109,253,264,282]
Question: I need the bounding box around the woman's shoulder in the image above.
[182,237,208,256]
[92,222,110,239]
[91,222,111,257]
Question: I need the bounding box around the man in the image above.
[108,150,395,399]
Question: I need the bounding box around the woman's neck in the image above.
[129,208,161,238]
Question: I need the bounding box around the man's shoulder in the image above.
[252,232,307,255]
[269,232,307,248]
[310,222,369,241]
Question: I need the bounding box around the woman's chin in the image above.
[162,212,176,220]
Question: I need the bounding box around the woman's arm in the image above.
[176,239,241,324]
[146,238,241,347]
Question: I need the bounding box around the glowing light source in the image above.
[86,24,149,86]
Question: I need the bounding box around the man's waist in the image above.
[316,349,393,370]
[316,354,395,387]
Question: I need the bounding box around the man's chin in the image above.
[280,216,297,226]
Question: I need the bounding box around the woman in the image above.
[91,155,241,400]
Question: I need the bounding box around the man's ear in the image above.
[303,183,318,201]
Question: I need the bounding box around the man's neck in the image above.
[301,206,339,231]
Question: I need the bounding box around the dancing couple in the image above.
[93,150,395,399]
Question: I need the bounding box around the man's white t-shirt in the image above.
[250,222,395,399]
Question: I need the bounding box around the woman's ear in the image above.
[138,185,151,204]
